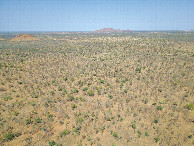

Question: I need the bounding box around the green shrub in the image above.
[79,97,85,102]
[145,131,149,136]
[154,119,159,123]
[60,129,70,137]
[26,118,33,125]
[50,91,55,95]
[135,68,141,73]
[88,90,94,96]
[72,104,77,110]
[18,81,23,84]
[3,96,12,101]
[77,118,84,123]
[73,88,79,93]
[132,123,136,129]
[113,132,118,138]
[68,95,74,101]
[58,87,62,91]
[47,113,53,120]
[185,103,194,110]
[74,125,81,135]
[100,80,104,84]
[188,135,192,139]
[49,140,56,146]
[108,94,113,99]
[35,118,41,123]
[157,106,162,110]
[3,132,15,141]
[82,87,88,91]
[62,90,67,95]
[137,130,141,137]
[145,98,148,104]
[137,130,141,135]
[154,136,160,142]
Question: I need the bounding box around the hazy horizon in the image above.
[0,0,194,31]
[0,29,194,33]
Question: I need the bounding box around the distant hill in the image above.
[93,28,133,33]
[10,34,38,41]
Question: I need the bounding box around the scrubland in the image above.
[0,32,193,145]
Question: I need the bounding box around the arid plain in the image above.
[0,31,193,145]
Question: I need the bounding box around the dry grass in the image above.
[0,32,193,145]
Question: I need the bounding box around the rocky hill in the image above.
[10,34,38,41]
[93,28,133,33]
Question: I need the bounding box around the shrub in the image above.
[14,111,19,116]
[157,106,162,110]
[137,130,141,135]
[60,129,70,137]
[73,88,79,93]
[77,118,84,123]
[35,118,41,123]
[100,80,104,84]
[58,87,62,91]
[49,140,56,146]
[68,95,74,101]
[154,136,160,143]
[82,87,88,91]
[135,68,141,73]
[154,119,158,123]
[185,103,194,110]
[79,97,85,102]
[3,96,12,101]
[74,125,81,135]
[50,91,55,95]
[113,132,118,138]
[88,90,94,96]
[108,94,113,99]
[132,123,136,129]
[47,113,53,120]
[26,118,33,125]
[145,131,149,136]
[137,130,141,137]
[71,78,74,82]
[72,104,77,110]
[18,81,22,84]
[3,132,15,141]
[62,90,67,95]
[188,135,192,139]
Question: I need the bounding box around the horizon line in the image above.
[0,30,194,33]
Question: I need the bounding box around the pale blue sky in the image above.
[0,0,194,31]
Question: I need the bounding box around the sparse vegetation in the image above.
[3,132,15,141]
[87,90,94,96]
[185,103,194,110]
[60,129,70,137]
[0,32,193,145]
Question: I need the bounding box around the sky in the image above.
[0,0,194,31]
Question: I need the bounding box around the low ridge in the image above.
[10,34,38,41]
[93,28,133,33]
